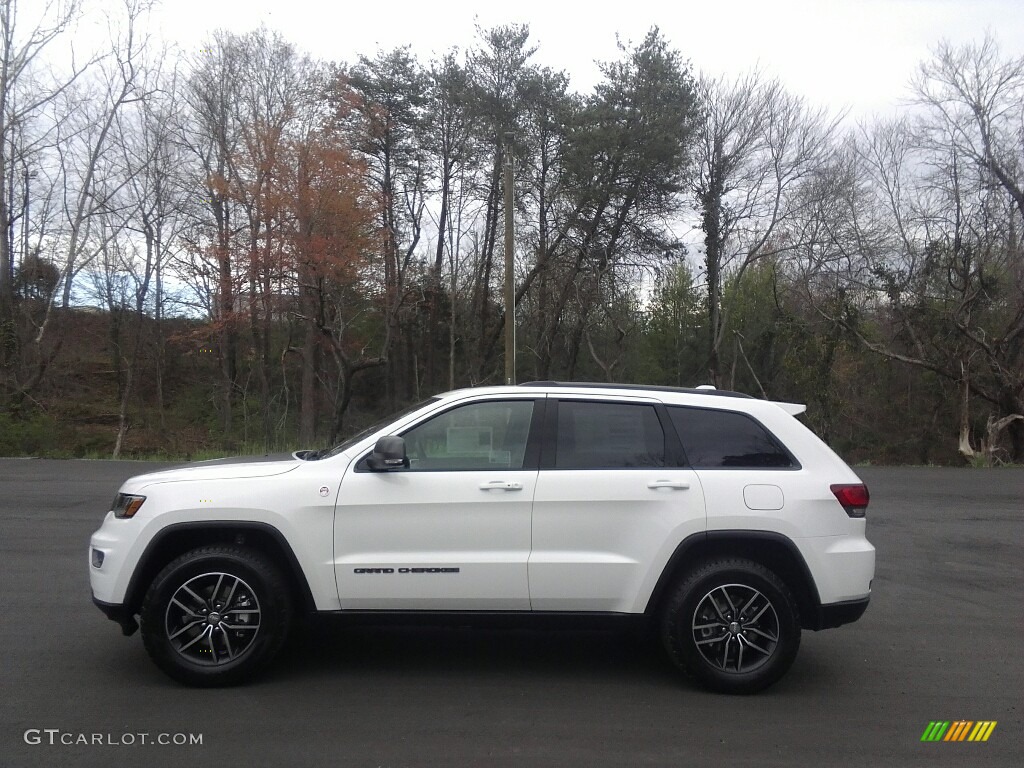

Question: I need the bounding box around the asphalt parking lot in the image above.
[0,459,1020,767]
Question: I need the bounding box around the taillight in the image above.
[831,484,869,518]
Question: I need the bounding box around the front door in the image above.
[334,397,541,610]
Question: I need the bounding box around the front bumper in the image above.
[92,595,139,636]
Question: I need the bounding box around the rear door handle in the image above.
[647,480,690,490]
[479,480,523,491]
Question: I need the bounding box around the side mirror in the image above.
[366,435,409,471]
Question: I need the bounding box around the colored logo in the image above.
[921,721,996,742]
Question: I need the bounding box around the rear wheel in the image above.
[661,558,800,694]
[140,545,292,686]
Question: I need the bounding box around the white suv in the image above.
[90,382,874,693]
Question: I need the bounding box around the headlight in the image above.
[111,493,146,519]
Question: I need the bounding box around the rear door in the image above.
[529,397,706,612]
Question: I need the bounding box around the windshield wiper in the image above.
[293,448,329,461]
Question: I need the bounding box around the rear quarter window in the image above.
[668,406,796,469]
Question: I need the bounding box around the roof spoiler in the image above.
[773,401,807,416]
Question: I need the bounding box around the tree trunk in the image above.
[298,284,319,446]
[701,140,725,385]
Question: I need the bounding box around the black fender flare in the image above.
[645,530,827,630]
[122,521,317,617]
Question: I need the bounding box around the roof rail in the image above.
[518,381,754,399]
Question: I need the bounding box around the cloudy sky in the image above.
[119,0,1024,120]
[14,0,1009,121]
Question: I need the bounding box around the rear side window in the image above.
[669,407,794,469]
[555,401,665,468]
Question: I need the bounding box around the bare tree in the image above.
[178,30,245,435]
[6,0,150,404]
[694,71,842,383]
[801,107,1024,462]
[104,50,188,455]
[55,0,152,308]
[909,38,1024,458]
[913,36,1024,221]
[0,0,91,371]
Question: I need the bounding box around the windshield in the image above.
[316,398,441,459]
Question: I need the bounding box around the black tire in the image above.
[661,558,800,694]
[140,545,292,686]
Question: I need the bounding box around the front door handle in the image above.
[647,480,690,490]
[479,480,523,491]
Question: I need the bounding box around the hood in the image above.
[127,454,301,488]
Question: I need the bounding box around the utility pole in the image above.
[503,132,516,385]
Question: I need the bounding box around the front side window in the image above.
[400,400,535,471]
[669,407,794,468]
[555,401,665,469]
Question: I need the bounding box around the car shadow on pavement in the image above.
[273,618,674,683]
[267,616,848,696]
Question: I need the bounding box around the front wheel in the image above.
[140,545,292,686]
[661,558,800,694]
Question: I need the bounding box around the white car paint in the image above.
[90,383,874,620]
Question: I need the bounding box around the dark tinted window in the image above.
[669,407,794,468]
[555,401,665,469]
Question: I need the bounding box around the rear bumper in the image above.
[92,595,139,636]
[813,595,870,630]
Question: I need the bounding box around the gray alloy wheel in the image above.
[165,572,263,666]
[691,583,780,674]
